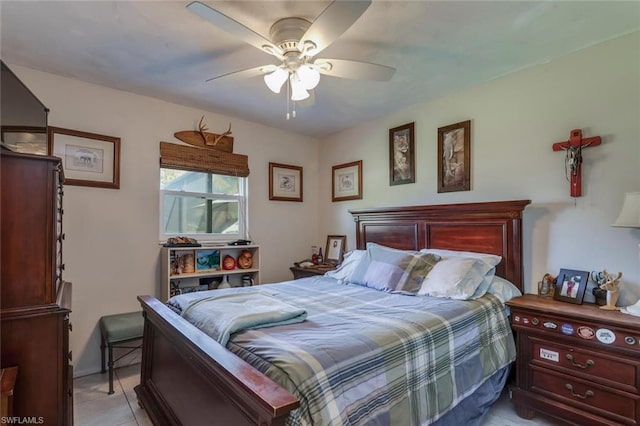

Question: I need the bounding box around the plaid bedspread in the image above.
[169,276,516,426]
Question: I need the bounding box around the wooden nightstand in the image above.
[289,265,335,280]
[506,294,640,425]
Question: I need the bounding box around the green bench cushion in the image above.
[99,311,144,344]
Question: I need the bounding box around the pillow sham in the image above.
[350,243,440,294]
[417,256,494,299]
[485,275,522,304]
[324,250,365,282]
[420,248,502,267]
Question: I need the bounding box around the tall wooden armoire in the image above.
[1,153,73,426]
[1,61,72,424]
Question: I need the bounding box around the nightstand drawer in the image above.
[531,337,639,392]
[531,366,640,424]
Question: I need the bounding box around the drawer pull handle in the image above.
[566,354,594,369]
[565,384,594,400]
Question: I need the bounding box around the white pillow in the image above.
[420,248,502,267]
[485,276,522,304]
[325,250,365,282]
[417,257,494,299]
[469,273,493,299]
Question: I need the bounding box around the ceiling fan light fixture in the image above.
[264,68,288,93]
[296,65,320,90]
[290,75,310,101]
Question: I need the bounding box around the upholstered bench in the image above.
[99,311,144,394]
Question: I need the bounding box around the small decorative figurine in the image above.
[222,254,236,270]
[591,270,622,310]
[237,250,253,269]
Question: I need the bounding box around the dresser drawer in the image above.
[530,337,639,393]
[531,366,640,424]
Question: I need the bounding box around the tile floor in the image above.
[74,364,559,425]
[74,364,151,426]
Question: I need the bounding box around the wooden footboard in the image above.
[134,295,299,426]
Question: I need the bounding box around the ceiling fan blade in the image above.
[300,0,372,56]
[205,65,274,83]
[315,59,395,81]
[187,2,283,59]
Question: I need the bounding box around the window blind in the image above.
[160,142,249,177]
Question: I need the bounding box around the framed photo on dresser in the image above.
[553,268,589,304]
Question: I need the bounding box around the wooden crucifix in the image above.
[552,129,601,197]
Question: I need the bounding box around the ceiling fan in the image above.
[187,0,395,119]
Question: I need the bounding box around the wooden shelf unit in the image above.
[160,245,260,301]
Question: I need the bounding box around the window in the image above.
[160,168,247,241]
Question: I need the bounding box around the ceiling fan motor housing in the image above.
[269,17,311,54]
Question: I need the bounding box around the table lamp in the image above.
[613,192,640,316]
[612,192,640,228]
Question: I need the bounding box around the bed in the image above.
[135,199,530,425]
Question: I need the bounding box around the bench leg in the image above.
[101,337,106,374]
[108,343,114,395]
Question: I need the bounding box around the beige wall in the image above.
[319,32,640,306]
[10,65,321,376]
[9,31,639,376]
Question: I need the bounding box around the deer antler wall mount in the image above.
[174,116,234,153]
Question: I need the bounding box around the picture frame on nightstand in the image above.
[553,268,589,304]
[325,235,346,265]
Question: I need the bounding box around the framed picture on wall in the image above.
[269,162,303,202]
[389,122,415,186]
[48,126,121,189]
[437,120,470,193]
[332,160,362,202]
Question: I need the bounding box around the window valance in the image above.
[160,142,249,177]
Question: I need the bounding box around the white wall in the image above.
[10,65,320,376]
[319,32,640,305]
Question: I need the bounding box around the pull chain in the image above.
[284,78,297,120]
[286,79,291,120]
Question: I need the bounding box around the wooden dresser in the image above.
[0,150,73,425]
[506,294,640,426]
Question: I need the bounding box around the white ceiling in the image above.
[1,1,638,138]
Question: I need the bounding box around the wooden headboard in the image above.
[350,200,530,292]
